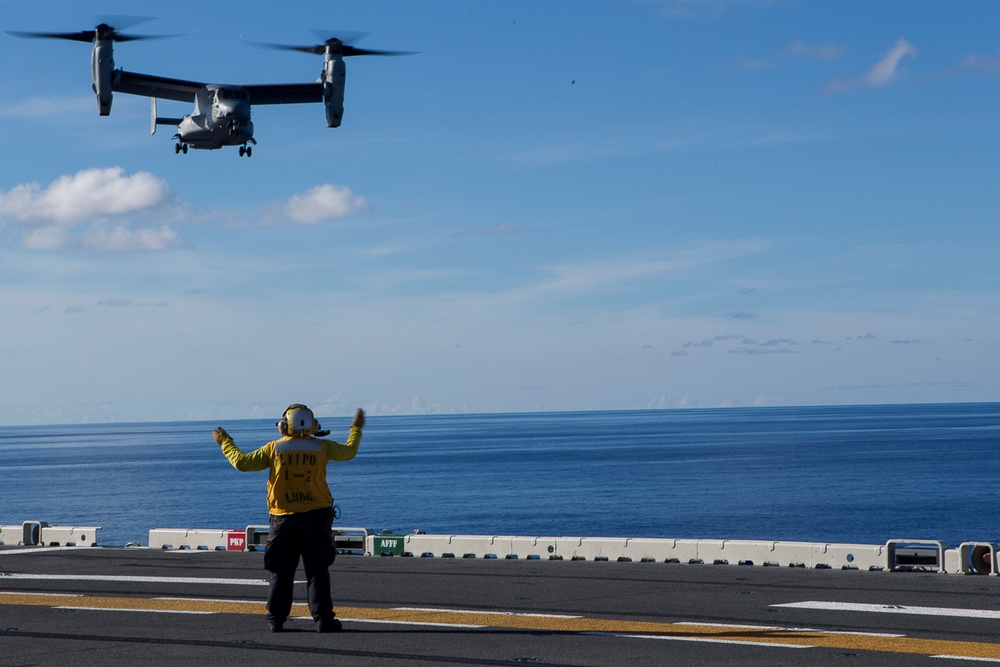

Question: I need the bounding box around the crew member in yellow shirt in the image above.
[213,404,364,633]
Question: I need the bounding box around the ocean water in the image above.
[1,403,998,548]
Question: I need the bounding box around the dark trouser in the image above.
[264,507,337,625]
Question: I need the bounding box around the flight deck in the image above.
[3,543,1000,666]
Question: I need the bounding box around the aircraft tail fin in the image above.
[150,98,183,135]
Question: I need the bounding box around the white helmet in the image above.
[278,403,318,437]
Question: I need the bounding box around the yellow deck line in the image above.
[2,592,999,660]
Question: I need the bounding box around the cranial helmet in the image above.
[278,403,319,437]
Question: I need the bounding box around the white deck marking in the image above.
[773,601,1000,620]
[392,606,582,619]
[675,621,905,638]
[56,606,215,615]
[606,633,813,649]
[0,547,94,555]
[155,597,261,604]
[930,657,1000,663]
[350,618,485,629]
[0,573,267,586]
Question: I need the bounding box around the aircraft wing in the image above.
[243,82,323,105]
[113,71,202,103]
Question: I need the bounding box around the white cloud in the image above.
[20,226,70,251]
[20,223,183,252]
[0,167,183,252]
[510,240,768,301]
[0,167,171,225]
[80,225,183,252]
[957,53,1000,75]
[824,38,917,93]
[0,169,371,250]
[862,38,917,86]
[274,184,370,226]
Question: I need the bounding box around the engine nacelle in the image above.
[323,57,346,128]
[91,39,114,115]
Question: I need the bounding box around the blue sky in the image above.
[2,0,999,424]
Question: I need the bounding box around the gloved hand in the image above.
[213,427,230,445]
[351,409,365,429]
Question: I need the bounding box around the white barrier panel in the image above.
[374,534,891,570]
[395,535,496,558]
[135,528,971,575]
[809,542,886,571]
[0,525,21,545]
[567,537,630,561]
[391,535,567,560]
[0,522,100,547]
[0,522,43,546]
[149,528,232,550]
[39,525,101,547]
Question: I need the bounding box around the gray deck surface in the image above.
[2,545,1000,666]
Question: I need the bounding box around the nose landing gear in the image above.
[239,144,253,158]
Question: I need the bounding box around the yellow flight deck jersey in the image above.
[219,428,361,516]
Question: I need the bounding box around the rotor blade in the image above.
[112,33,173,43]
[6,29,97,43]
[247,40,413,57]
[242,39,325,55]
[341,45,415,57]
[6,27,169,43]
[244,31,414,58]
[7,17,171,44]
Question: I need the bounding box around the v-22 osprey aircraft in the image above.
[7,22,410,157]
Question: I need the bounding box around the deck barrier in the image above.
[4,521,996,575]
[0,522,100,547]
[139,528,1000,574]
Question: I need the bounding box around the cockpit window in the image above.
[216,89,249,102]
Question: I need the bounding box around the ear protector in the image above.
[277,403,320,437]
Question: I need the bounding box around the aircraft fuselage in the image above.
[174,86,254,150]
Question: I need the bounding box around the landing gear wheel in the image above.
[175,143,188,154]
[239,145,253,158]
